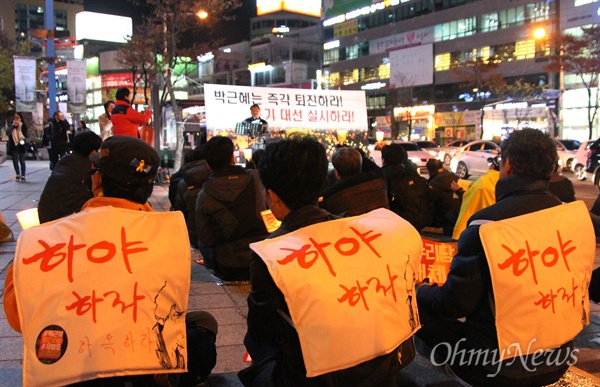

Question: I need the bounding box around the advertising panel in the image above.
[389,44,434,88]
[323,0,373,20]
[13,58,37,113]
[67,60,87,114]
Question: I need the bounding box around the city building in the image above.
[320,0,599,142]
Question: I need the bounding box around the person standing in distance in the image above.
[7,112,28,182]
[243,104,268,135]
[111,87,152,138]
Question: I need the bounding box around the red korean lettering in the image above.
[87,240,117,264]
[557,230,574,272]
[23,235,85,283]
[534,288,557,313]
[79,336,92,357]
[338,280,369,310]
[66,290,103,323]
[124,331,136,352]
[101,334,115,355]
[366,264,398,302]
[103,282,145,323]
[279,238,336,277]
[498,242,538,284]
[140,327,156,352]
[121,227,148,274]
[349,227,382,258]
[334,237,359,256]
[556,277,578,307]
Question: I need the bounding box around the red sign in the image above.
[101,73,134,89]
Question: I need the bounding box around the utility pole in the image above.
[45,0,56,117]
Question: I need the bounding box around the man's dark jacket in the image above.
[320,172,388,216]
[37,153,93,223]
[174,159,211,247]
[428,170,461,228]
[195,165,267,280]
[241,205,412,386]
[417,174,573,386]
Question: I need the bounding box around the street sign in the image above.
[542,89,561,99]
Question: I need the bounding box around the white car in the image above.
[572,139,594,181]
[438,139,471,165]
[555,139,581,172]
[450,140,500,179]
[368,141,436,174]
[415,140,441,159]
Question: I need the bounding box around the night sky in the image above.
[83,0,256,45]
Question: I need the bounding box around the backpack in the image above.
[386,165,432,231]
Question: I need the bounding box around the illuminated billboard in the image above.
[257,0,321,17]
[323,0,373,20]
[76,12,132,43]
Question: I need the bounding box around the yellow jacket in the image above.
[452,169,499,240]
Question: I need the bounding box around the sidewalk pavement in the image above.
[0,159,599,387]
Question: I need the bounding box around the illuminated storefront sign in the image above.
[257,0,321,17]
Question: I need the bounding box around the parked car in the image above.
[438,139,471,165]
[394,141,437,174]
[450,140,500,179]
[555,139,581,171]
[585,138,600,190]
[368,141,436,174]
[572,140,593,181]
[415,140,441,159]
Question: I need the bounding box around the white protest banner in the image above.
[204,84,368,132]
[479,201,595,360]
[67,60,87,114]
[14,57,37,113]
[14,207,191,387]
[250,208,422,377]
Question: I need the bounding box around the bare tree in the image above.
[116,23,158,107]
[127,0,241,171]
[492,78,544,130]
[546,25,600,140]
[452,58,506,138]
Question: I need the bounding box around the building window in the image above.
[323,49,339,65]
[435,53,451,71]
[515,39,536,60]
[341,69,359,85]
[367,94,387,109]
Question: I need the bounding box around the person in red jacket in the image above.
[111,87,152,137]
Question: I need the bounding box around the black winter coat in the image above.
[37,153,93,223]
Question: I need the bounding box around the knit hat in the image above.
[91,136,159,186]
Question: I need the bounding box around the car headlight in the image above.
[409,157,421,164]
[428,150,437,156]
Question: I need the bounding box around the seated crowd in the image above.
[4,128,599,387]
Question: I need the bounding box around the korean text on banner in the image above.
[479,201,595,361]
[204,84,368,132]
[250,208,422,377]
[13,207,191,387]
[13,57,37,113]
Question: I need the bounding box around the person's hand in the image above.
[450,181,460,192]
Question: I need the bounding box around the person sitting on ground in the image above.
[111,87,152,137]
[425,159,463,235]
[195,136,268,281]
[548,162,576,202]
[416,129,588,386]
[451,156,500,239]
[381,143,432,231]
[240,135,417,386]
[37,131,102,223]
[173,145,211,249]
[5,136,218,386]
[320,146,388,216]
